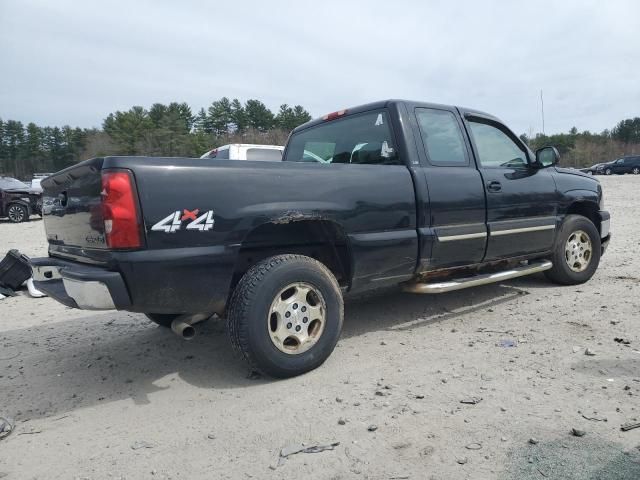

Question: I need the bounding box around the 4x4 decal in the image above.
[151,209,215,233]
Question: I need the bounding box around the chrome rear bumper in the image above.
[31,258,130,310]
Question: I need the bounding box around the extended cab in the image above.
[32,100,611,377]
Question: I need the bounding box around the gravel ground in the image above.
[0,175,639,479]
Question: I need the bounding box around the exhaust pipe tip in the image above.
[170,313,211,340]
[171,320,196,340]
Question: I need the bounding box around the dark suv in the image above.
[0,176,42,223]
[599,156,640,175]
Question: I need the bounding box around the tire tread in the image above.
[227,254,340,376]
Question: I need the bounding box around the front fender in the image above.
[559,189,600,211]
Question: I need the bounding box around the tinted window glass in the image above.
[468,121,528,168]
[415,108,467,165]
[284,111,400,165]
[245,148,283,161]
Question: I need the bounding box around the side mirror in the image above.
[535,146,559,168]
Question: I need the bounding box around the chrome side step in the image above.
[403,260,553,294]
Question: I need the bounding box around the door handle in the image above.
[486,181,502,192]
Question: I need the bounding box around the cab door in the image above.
[462,113,559,261]
[611,158,626,174]
[408,104,487,270]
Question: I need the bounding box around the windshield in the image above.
[0,177,30,189]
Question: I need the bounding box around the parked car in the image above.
[580,163,604,175]
[200,144,284,161]
[31,99,610,378]
[30,173,54,193]
[597,156,640,175]
[0,176,42,222]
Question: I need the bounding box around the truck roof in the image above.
[293,99,499,133]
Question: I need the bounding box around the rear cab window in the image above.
[284,110,401,166]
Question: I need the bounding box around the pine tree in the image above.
[244,99,274,132]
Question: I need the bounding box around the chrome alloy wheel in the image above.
[268,282,326,354]
[8,205,25,222]
[565,230,592,272]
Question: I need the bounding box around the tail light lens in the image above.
[322,109,347,121]
[101,170,142,249]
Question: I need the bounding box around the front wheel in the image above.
[227,254,343,378]
[7,204,28,223]
[605,168,612,175]
[545,215,601,285]
[632,167,640,175]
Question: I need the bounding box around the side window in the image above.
[284,110,400,166]
[216,148,230,160]
[468,121,528,168]
[415,108,467,166]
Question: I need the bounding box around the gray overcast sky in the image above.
[1,0,639,135]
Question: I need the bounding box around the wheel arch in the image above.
[565,200,600,234]
[230,218,353,291]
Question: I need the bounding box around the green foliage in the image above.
[0,97,313,178]
[244,99,274,131]
[275,104,312,131]
[523,124,640,168]
[612,117,640,143]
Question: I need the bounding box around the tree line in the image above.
[0,98,311,178]
[1,99,638,179]
[522,117,640,168]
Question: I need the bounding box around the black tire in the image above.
[605,168,612,175]
[586,171,593,175]
[227,254,343,378]
[145,313,179,328]
[632,167,640,175]
[7,204,28,223]
[545,214,601,285]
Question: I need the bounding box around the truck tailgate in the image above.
[41,157,109,263]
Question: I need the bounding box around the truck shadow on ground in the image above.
[1,279,536,423]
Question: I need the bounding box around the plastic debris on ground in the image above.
[0,417,14,440]
[0,250,32,290]
[272,441,340,468]
[26,278,46,298]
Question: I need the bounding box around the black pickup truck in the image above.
[32,100,611,377]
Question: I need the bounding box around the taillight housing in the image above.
[322,109,347,121]
[101,169,142,249]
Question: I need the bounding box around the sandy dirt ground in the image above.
[0,175,639,479]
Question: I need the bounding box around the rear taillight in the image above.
[101,170,142,249]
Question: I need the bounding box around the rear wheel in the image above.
[586,171,593,175]
[545,215,601,285]
[145,313,179,328]
[7,204,28,223]
[227,254,343,378]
